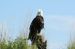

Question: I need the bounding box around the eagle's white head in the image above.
[37,9,43,16]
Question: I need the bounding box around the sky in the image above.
[0,0,75,49]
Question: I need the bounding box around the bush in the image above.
[0,36,37,49]
[68,41,75,49]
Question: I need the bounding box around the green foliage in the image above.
[68,41,75,49]
[0,36,37,49]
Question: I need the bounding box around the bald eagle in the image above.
[28,9,44,42]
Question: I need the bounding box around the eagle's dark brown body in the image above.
[28,15,44,42]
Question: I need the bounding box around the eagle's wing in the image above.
[28,16,44,40]
[28,17,38,40]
